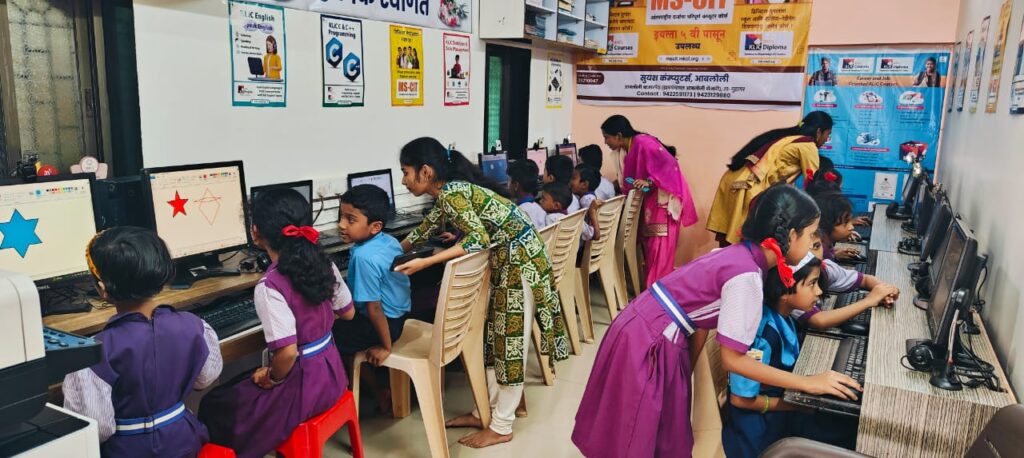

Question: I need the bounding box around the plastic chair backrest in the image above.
[538,223,557,253]
[616,189,643,256]
[587,196,626,272]
[430,249,492,366]
[549,209,587,284]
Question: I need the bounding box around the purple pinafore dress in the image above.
[92,306,212,457]
[200,265,347,458]
[572,243,769,458]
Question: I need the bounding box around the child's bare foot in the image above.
[516,394,528,417]
[459,429,513,448]
[444,413,482,429]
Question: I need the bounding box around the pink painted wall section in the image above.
[571,0,961,265]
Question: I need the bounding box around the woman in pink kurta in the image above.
[602,115,698,287]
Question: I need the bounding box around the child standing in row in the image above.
[578,144,617,200]
[573,185,861,457]
[200,189,355,458]
[64,227,223,457]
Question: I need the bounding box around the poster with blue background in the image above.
[803,46,950,213]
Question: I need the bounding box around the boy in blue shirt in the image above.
[332,184,412,367]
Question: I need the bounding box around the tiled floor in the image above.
[323,290,618,458]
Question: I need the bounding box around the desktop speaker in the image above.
[92,176,145,230]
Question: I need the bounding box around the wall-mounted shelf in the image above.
[481,0,609,53]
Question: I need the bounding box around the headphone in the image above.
[906,341,938,371]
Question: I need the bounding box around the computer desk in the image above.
[790,213,1016,456]
[869,204,904,253]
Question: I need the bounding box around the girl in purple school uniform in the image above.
[200,189,356,458]
[572,185,863,458]
[63,227,223,457]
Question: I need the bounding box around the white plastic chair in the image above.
[577,195,626,326]
[352,249,491,458]
[616,189,645,303]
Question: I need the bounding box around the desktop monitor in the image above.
[912,183,937,237]
[927,217,980,347]
[479,152,509,185]
[526,148,549,177]
[557,143,578,165]
[921,198,953,265]
[347,169,396,212]
[251,180,313,215]
[141,162,250,261]
[0,175,97,285]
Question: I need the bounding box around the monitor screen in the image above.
[348,170,395,209]
[144,163,249,260]
[526,148,548,176]
[921,201,953,264]
[913,185,936,236]
[480,152,509,184]
[0,177,97,282]
[251,180,312,214]
[558,144,578,166]
[929,220,966,336]
[900,173,916,203]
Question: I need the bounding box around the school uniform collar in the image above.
[353,231,385,248]
[743,241,770,272]
[517,196,536,206]
[106,304,177,326]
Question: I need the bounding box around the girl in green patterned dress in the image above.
[394,137,569,448]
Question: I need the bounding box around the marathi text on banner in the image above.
[443,33,470,106]
[321,15,364,108]
[229,1,286,107]
[390,25,424,106]
[576,0,812,108]
[804,46,949,213]
[248,0,471,33]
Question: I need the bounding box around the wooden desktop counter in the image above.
[790,206,1016,456]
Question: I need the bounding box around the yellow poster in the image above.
[577,0,813,107]
[986,0,1012,113]
[390,25,423,106]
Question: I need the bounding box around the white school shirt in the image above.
[595,177,616,200]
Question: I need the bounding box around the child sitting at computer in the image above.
[814,191,863,262]
[722,253,860,456]
[578,144,617,200]
[200,188,355,458]
[544,155,581,212]
[798,229,900,330]
[538,182,577,227]
[333,184,413,409]
[507,160,547,229]
[570,164,603,241]
[63,226,223,457]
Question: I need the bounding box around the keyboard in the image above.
[191,294,260,339]
[783,335,867,417]
[809,290,871,337]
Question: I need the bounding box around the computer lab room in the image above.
[1,0,1022,457]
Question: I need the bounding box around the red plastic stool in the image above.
[275,390,364,458]
[198,443,236,458]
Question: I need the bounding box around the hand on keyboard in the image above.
[803,370,862,401]
[866,283,900,308]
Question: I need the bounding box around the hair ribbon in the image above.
[85,230,108,280]
[760,237,795,288]
[282,225,320,244]
[824,171,838,182]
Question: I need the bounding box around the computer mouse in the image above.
[841,322,868,336]
[848,254,867,264]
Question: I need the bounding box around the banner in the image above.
[576,0,812,109]
[229,1,286,107]
[1011,14,1024,114]
[969,16,991,113]
[442,33,470,106]
[390,25,423,106]
[987,1,1013,113]
[547,52,565,109]
[957,30,973,112]
[321,15,364,107]
[946,41,961,113]
[249,0,471,33]
[804,46,949,213]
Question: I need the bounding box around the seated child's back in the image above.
[64,227,223,457]
[578,144,616,200]
[507,160,546,229]
[545,155,581,212]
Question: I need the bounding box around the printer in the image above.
[0,270,102,457]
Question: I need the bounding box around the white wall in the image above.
[133,0,573,216]
[940,0,1024,393]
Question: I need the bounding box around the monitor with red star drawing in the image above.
[0,175,97,283]
[141,161,249,260]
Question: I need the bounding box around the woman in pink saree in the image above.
[602,115,698,287]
